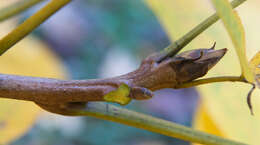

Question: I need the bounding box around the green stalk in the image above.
[176,76,245,88]
[0,0,71,55]
[159,0,246,61]
[0,0,45,22]
[71,102,247,145]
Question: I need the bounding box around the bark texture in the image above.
[0,47,227,115]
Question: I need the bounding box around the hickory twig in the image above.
[0,47,245,145]
[0,0,249,144]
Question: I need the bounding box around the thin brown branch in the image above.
[0,48,227,115]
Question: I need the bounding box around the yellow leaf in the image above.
[0,23,67,143]
[145,0,209,46]
[193,103,224,137]
[250,51,260,86]
[211,0,254,83]
[192,102,224,145]
[146,0,260,144]
[103,83,131,105]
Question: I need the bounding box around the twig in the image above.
[0,0,249,144]
[0,48,227,105]
[175,76,246,88]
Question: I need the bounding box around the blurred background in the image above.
[1,0,200,145]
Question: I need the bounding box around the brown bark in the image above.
[0,47,227,115]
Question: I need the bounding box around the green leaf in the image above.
[211,0,254,83]
[103,83,131,105]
